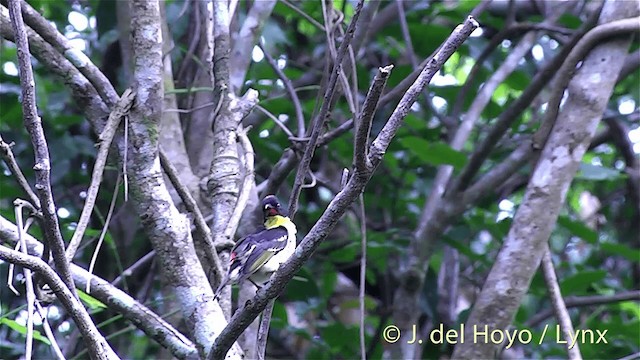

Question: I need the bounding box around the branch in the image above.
[159,147,224,284]
[255,300,274,360]
[66,89,135,261]
[358,194,367,360]
[531,16,640,150]
[526,290,640,328]
[0,135,40,208]
[0,215,198,359]
[229,0,277,92]
[0,246,118,359]
[0,5,111,129]
[354,65,393,172]
[288,0,366,218]
[451,5,603,192]
[210,15,477,360]
[19,1,119,107]
[224,127,256,240]
[541,245,582,359]
[452,3,638,358]
[368,17,479,165]
[8,0,76,296]
[128,2,241,358]
[258,41,306,137]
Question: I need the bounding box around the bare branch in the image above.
[229,0,277,92]
[0,246,118,359]
[288,0,366,218]
[15,201,35,360]
[258,41,306,137]
[532,16,640,150]
[0,135,40,208]
[451,5,604,192]
[453,4,638,358]
[8,0,76,296]
[368,17,479,165]
[66,89,135,261]
[210,15,476,359]
[224,127,256,240]
[358,194,367,360]
[527,290,640,328]
[19,1,119,107]
[159,147,224,284]
[255,300,275,360]
[0,215,199,359]
[354,65,393,172]
[541,246,582,359]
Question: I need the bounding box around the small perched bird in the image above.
[214,195,297,300]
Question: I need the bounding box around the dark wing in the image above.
[238,226,288,281]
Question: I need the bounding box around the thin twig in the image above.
[164,101,217,114]
[0,135,40,208]
[255,300,275,360]
[111,250,156,288]
[210,16,477,359]
[34,301,65,360]
[159,146,224,284]
[0,246,119,359]
[322,0,358,118]
[541,245,582,360]
[255,105,295,138]
[358,194,367,360]
[86,176,120,293]
[288,0,366,218]
[280,0,325,31]
[258,42,306,137]
[15,201,35,360]
[8,0,76,295]
[123,115,129,202]
[66,88,134,261]
[527,290,640,328]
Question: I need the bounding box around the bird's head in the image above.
[262,195,285,220]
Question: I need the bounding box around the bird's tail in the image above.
[213,275,230,302]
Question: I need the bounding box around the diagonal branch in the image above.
[0,215,198,359]
[159,146,224,284]
[0,134,40,208]
[258,41,306,137]
[354,65,393,172]
[210,16,477,360]
[288,0,366,218]
[66,89,135,261]
[451,5,604,192]
[541,245,582,360]
[0,245,118,359]
[8,0,76,296]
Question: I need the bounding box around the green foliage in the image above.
[1,0,638,358]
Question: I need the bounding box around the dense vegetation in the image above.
[0,0,638,359]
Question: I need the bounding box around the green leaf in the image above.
[559,270,607,295]
[397,137,468,170]
[576,163,625,181]
[600,242,640,263]
[0,318,51,345]
[557,215,598,244]
[78,290,107,310]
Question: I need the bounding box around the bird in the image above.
[214,195,297,300]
